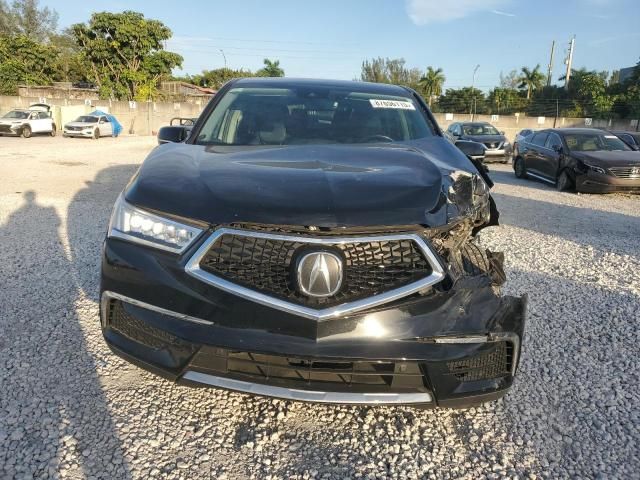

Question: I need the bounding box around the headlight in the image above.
[108,195,202,253]
[448,171,491,225]
[584,163,606,174]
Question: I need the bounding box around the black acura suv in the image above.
[101,78,526,408]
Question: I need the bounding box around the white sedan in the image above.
[63,115,113,139]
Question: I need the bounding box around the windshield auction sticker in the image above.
[369,99,416,110]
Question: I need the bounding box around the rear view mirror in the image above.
[158,125,189,144]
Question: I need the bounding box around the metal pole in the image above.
[547,40,555,87]
[470,64,480,120]
[219,49,227,69]
[564,36,575,90]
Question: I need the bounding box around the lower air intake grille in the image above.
[446,341,512,382]
[107,300,193,352]
[190,348,428,392]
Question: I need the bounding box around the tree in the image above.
[499,69,519,89]
[418,67,445,107]
[360,57,421,90]
[0,0,58,42]
[518,65,545,99]
[70,11,183,100]
[257,58,284,77]
[438,87,486,114]
[0,34,58,94]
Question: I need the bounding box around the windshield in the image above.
[564,133,631,152]
[195,87,434,145]
[462,124,500,136]
[74,116,99,123]
[3,110,29,119]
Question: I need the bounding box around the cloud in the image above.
[406,0,510,24]
[491,9,516,17]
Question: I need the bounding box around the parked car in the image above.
[513,128,535,157]
[513,128,640,193]
[0,104,56,138]
[610,130,640,150]
[64,114,114,139]
[101,78,526,409]
[446,122,512,163]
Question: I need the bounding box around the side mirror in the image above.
[455,140,486,159]
[158,125,189,144]
[500,130,506,135]
[552,144,563,154]
[631,144,640,151]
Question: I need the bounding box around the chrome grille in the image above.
[199,231,432,308]
[483,141,503,150]
[609,166,640,178]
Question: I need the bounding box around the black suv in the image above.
[447,122,513,163]
[101,78,526,408]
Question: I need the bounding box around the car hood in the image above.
[125,139,470,228]
[65,122,95,128]
[461,134,506,144]
[571,150,640,167]
[0,119,25,125]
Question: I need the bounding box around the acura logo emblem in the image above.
[297,251,343,298]
[632,167,640,176]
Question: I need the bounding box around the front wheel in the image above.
[556,170,574,192]
[93,128,100,139]
[50,125,56,137]
[514,157,527,178]
[21,125,32,138]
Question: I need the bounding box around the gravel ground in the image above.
[1,136,639,479]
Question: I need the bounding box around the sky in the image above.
[47,0,640,91]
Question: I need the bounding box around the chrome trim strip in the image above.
[182,371,433,404]
[100,290,214,327]
[526,172,555,184]
[434,335,489,344]
[184,228,446,321]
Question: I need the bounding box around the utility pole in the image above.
[470,64,480,120]
[547,40,555,87]
[219,49,227,69]
[564,36,575,90]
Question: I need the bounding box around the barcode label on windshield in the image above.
[369,99,416,110]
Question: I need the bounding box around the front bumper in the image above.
[575,171,640,193]
[100,236,526,408]
[484,148,512,162]
[0,124,22,136]
[64,129,94,137]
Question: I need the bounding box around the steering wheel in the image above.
[365,135,394,143]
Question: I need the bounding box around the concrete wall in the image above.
[0,95,209,136]
[2,94,639,139]
[433,113,640,142]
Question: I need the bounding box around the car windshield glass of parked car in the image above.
[3,110,29,119]
[462,124,500,136]
[75,116,99,123]
[564,133,631,152]
[195,87,433,145]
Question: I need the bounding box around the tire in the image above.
[21,125,32,138]
[93,128,100,139]
[513,157,527,178]
[50,124,56,137]
[556,170,574,192]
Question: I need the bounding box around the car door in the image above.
[99,116,113,136]
[542,132,563,179]
[526,132,549,177]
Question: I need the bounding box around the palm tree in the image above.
[418,67,445,107]
[258,58,285,77]
[518,65,545,99]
